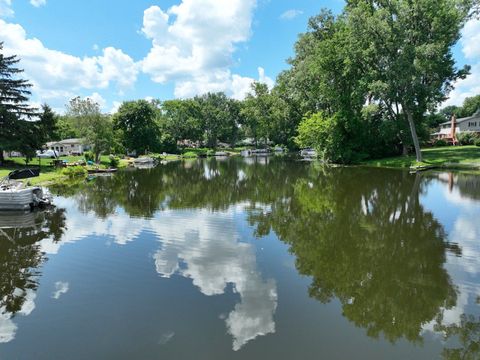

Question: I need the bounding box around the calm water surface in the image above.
[1,157,480,359]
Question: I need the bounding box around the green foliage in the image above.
[460,95,480,117]
[296,112,356,163]
[54,116,80,140]
[109,155,120,168]
[158,132,177,153]
[84,151,94,162]
[67,97,113,163]
[194,92,240,148]
[434,139,448,147]
[113,100,160,155]
[182,151,198,159]
[474,138,480,147]
[62,166,87,178]
[457,131,479,146]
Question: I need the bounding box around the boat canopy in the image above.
[7,168,40,180]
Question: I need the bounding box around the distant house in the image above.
[433,109,480,143]
[45,139,88,156]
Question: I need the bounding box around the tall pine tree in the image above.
[0,42,37,164]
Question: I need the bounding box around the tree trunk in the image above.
[404,107,423,162]
[0,149,3,166]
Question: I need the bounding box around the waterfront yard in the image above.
[363,145,480,168]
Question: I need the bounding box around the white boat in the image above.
[0,169,51,211]
[133,157,156,165]
[300,148,318,158]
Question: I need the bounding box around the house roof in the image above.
[440,109,480,126]
[46,138,83,146]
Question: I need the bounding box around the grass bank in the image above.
[0,155,129,186]
[363,146,480,169]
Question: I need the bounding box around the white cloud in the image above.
[0,289,36,344]
[152,209,277,351]
[30,0,46,8]
[141,0,271,99]
[443,63,480,107]
[280,9,303,20]
[461,19,480,60]
[0,19,138,110]
[86,92,107,110]
[175,67,274,100]
[110,100,122,114]
[52,282,70,299]
[0,0,13,18]
[444,19,480,107]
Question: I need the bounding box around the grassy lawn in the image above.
[1,155,129,185]
[364,145,480,168]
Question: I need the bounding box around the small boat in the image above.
[134,157,156,164]
[214,151,229,157]
[0,169,51,211]
[87,168,118,174]
[300,148,318,158]
[133,157,156,168]
[251,149,271,156]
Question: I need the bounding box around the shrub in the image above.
[295,111,365,163]
[474,138,480,147]
[62,166,87,178]
[109,155,120,168]
[182,151,198,159]
[457,131,479,146]
[206,149,215,157]
[84,151,94,162]
[433,139,448,147]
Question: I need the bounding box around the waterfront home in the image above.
[45,139,88,156]
[432,109,480,143]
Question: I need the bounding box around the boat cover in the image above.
[8,168,40,180]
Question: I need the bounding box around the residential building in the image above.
[433,109,480,143]
[45,139,88,156]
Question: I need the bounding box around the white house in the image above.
[45,139,87,156]
[433,109,480,142]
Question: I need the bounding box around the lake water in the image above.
[1,157,480,359]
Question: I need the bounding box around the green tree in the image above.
[347,0,472,161]
[113,100,160,155]
[66,97,113,163]
[459,94,480,117]
[160,99,203,144]
[195,92,238,148]
[53,115,81,141]
[0,42,36,164]
[241,82,273,147]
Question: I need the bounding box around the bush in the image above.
[295,112,364,163]
[62,166,87,178]
[84,151,94,162]
[182,151,198,159]
[109,155,120,168]
[457,131,479,146]
[433,139,448,147]
[474,138,480,147]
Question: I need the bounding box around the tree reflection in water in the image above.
[435,314,480,360]
[246,166,459,343]
[0,208,66,343]
[51,158,473,346]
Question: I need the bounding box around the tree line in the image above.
[1,0,479,165]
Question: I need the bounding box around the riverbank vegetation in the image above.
[2,0,480,168]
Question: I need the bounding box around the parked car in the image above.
[36,149,58,159]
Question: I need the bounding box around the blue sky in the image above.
[0,0,478,113]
